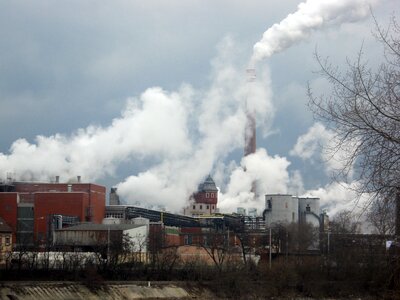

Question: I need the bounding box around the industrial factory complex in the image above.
[0,68,335,266]
[0,174,333,266]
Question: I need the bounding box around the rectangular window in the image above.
[200,205,203,210]
[193,205,195,209]
[206,193,209,198]
[184,235,192,245]
[206,205,209,209]
[5,236,10,246]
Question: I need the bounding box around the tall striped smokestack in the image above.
[244,69,257,198]
[244,110,256,156]
[244,68,256,157]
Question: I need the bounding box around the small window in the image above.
[212,205,214,209]
[5,236,10,246]
[292,212,295,221]
[193,205,196,209]
[200,205,203,210]
[184,235,192,245]
[206,193,209,198]
[306,204,311,212]
[210,193,213,198]
[206,205,209,209]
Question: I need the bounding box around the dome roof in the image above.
[199,175,218,192]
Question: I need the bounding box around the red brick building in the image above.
[0,193,18,244]
[184,175,218,216]
[0,181,105,247]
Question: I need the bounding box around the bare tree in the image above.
[367,198,395,235]
[330,210,361,234]
[308,16,400,233]
[199,231,230,272]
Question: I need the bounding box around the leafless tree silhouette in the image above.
[308,16,400,234]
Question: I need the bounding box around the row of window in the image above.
[105,213,124,219]
[205,193,215,198]
[183,234,208,246]
[192,204,215,210]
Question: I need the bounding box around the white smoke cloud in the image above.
[218,148,305,213]
[0,1,381,214]
[251,0,378,63]
[117,37,274,211]
[0,36,275,212]
[0,86,193,182]
[290,122,355,177]
[302,181,371,217]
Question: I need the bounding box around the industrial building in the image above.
[0,178,106,248]
[263,194,328,231]
[184,175,219,216]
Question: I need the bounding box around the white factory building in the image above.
[263,194,326,229]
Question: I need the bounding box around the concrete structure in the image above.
[263,194,327,232]
[54,223,148,253]
[264,194,299,226]
[109,187,120,205]
[298,197,321,228]
[184,175,218,216]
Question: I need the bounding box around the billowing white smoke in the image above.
[251,0,378,63]
[0,86,193,182]
[290,122,355,176]
[117,38,274,211]
[0,1,380,215]
[291,123,368,217]
[0,37,275,212]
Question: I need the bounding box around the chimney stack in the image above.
[77,176,81,183]
[55,175,60,183]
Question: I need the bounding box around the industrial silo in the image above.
[298,197,320,227]
[264,194,299,226]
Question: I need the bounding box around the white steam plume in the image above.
[251,0,378,64]
[0,86,193,182]
[0,37,274,212]
[1,0,380,213]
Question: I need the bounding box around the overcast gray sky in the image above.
[0,0,398,215]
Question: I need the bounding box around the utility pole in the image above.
[107,225,110,264]
[269,227,272,269]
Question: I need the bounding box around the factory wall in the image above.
[0,193,18,244]
[264,194,299,226]
[298,197,321,227]
[13,182,106,222]
[0,182,106,247]
[34,192,89,241]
